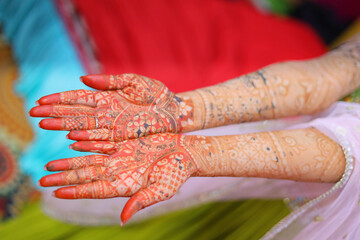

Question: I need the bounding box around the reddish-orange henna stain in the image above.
[30,74,194,141]
[40,134,198,224]
[39,129,346,224]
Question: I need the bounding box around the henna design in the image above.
[181,71,276,129]
[176,34,360,130]
[40,128,345,224]
[30,74,195,140]
[31,34,360,138]
[183,128,345,182]
[40,133,198,224]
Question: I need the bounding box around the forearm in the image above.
[183,128,345,182]
[177,34,360,131]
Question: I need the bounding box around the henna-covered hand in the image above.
[39,133,198,224]
[29,74,195,141]
[39,129,345,224]
[30,35,360,137]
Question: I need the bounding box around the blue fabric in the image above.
[0,0,89,183]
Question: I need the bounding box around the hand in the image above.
[39,133,199,224]
[30,74,195,141]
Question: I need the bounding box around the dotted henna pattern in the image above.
[40,133,198,224]
[30,74,195,141]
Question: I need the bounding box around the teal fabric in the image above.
[0,0,88,183]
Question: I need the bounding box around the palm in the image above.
[39,133,197,224]
[30,74,193,141]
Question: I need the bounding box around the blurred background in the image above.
[0,0,359,239]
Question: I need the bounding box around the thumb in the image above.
[81,74,132,91]
[121,182,174,225]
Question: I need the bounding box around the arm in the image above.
[39,128,345,224]
[184,128,345,182]
[179,34,360,130]
[30,34,360,139]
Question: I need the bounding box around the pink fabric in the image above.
[42,102,360,239]
[285,103,360,240]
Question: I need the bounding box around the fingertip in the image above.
[39,173,63,187]
[35,100,40,106]
[29,107,38,117]
[39,176,48,187]
[45,159,69,171]
[38,93,61,105]
[81,75,108,90]
[120,211,130,225]
[67,131,76,140]
[39,119,45,128]
[70,141,83,151]
[29,105,54,117]
[54,187,75,199]
[70,141,92,152]
[121,198,142,225]
[39,118,63,130]
[67,131,87,141]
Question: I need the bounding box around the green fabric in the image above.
[0,200,289,240]
[344,88,360,103]
[267,0,293,15]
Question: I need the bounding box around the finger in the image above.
[38,90,97,106]
[45,155,109,171]
[67,129,115,141]
[30,105,96,117]
[121,182,175,225]
[39,117,97,130]
[54,181,118,199]
[40,166,111,187]
[70,141,119,154]
[81,74,132,91]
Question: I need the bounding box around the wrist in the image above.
[174,91,206,132]
[180,135,221,177]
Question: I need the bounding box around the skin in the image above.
[30,74,195,141]
[30,34,360,136]
[39,128,345,224]
[33,34,360,224]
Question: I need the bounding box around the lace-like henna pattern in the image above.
[177,34,360,130]
[39,133,198,224]
[182,128,345,182]
[40,128,345,223]
[31,34,360,137]
[30,74,195,141]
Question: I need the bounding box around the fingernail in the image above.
[52,191,56,197]
[69,145,73,150]
[80,76,84,83]
[120,221,124,227]
[66,134,69,139]
[35,100,40,106]
[37,180,41,186]
[44,166,47,171]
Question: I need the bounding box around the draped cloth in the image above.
[42,101,360,239]
[1,0,359,238]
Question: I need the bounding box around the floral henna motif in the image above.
[31,35,360,136]
[29,74,195,141]
[183,128,345,182]
[39,129,345,224]
[39,133,198,224]
[177,34,360,130]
